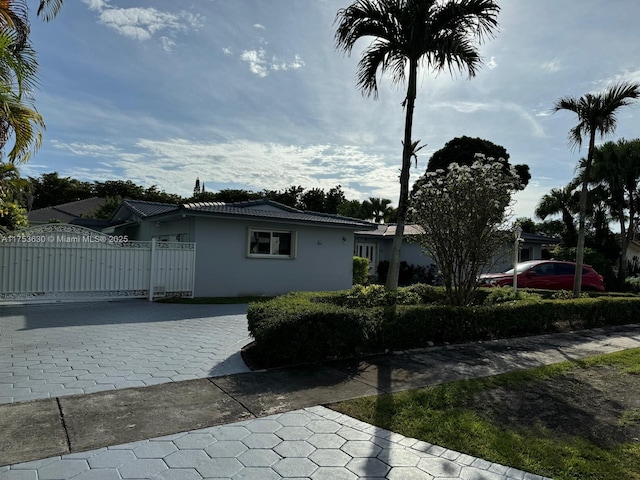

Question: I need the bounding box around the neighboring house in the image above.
[354,224,559,277]
[627,240,640,275]
[104,199,376,297]
[28,197,110,230]
[355,224,434,275]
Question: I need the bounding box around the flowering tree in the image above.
[410,156,521,305]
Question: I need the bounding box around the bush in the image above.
[625,277,640,294]
[352,256,370,285]
[247,290,640,366]
[482,287,543,306]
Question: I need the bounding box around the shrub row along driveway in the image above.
[0,300,251,404]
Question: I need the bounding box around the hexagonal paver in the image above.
[311,466,358,480]
[306,420,341,434]
[132,441,178,459]
[274,440,316,458]
[164,449,210,468]
[244,419,282,433]
[37,460,90,480]
[341,440,382,458]
[273,457,318,477]
[309,448,352,467]
[205,441,248,458]
[118,458,168,478]
[71,469,122,480]
[277,412,312,427]
[387,466,435,480]
[153,468,203,480]
[346,457,390,477]
[241,433,281,449]
[417,456,462,477]
[87,450,136,468]
[377,447,421,467]
[337,426,371,441]
[307,433,346,449]
[174,433,217,450]
[211,426,251,441]
[237,449,281,467]
[195,457,244,478]
[276,426,313,441]
[230,466,281,480]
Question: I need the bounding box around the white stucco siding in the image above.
[192,218,356,297]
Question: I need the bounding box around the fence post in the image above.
[148,238,157,302]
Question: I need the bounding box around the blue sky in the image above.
[21,0,640,220]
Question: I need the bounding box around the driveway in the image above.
[0,300,252,405]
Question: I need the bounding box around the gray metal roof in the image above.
[120,198,376,229]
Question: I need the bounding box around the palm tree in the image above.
[335,0,499,290]
[535,181,579,245]
[0,0,61,163]
[362,197,393,223]
[554,81,640,296]
[591,139,640,279]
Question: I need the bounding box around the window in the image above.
[520,248,531,262]
[248,229,295,258]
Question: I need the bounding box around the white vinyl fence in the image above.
[0,225,195,302]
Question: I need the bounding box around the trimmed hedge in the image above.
[247,288,640,365]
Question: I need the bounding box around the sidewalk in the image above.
[2,323,639,479]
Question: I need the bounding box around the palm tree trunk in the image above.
[573,132,596,297]
[386,59,417,291]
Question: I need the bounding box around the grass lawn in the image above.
[331,348,640,480]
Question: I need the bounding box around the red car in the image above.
[479,260,605,291]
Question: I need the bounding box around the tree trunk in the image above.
[573,131,596,297]
[385,60,417,291]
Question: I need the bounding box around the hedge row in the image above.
[246,291,640,364]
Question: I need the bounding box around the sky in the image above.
[19,0,640,220]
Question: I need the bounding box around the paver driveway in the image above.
[0,300,251,404]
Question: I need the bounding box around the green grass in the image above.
[157,296,274,304]
[331,348,640,480]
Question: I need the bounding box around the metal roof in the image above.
[120,199,376,229]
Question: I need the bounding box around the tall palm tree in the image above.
[335,0,500,290]
[554,81,640,296]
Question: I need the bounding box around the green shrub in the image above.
[352,256,370,285]
[247,291,640,366]
[343,284,421,308]
[625,277,640,293]
[247,292,382,364]
[482,287,542,306]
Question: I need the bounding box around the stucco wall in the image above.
[191,217,356,296]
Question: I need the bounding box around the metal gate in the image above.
[0,224,196,302]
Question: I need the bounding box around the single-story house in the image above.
[28,197,110,230]
[355,224,560,277]
[104,199,376,297]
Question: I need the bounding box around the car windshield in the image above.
[504,262,536,275]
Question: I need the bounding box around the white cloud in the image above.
[222,47,233,56]
[542,58,561,72]
[253,23,266,30]
[160,36,176,53]
[240,49,305,77]
[82,0,204,45]
[487,56,498,69]
[50,140,122,157]
[52,137,394,202]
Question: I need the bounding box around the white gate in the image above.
[0,225,196,302]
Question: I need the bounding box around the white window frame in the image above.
[247,228,296,259]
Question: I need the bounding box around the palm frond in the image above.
[37,0,63,22]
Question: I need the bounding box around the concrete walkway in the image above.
[2,320,639,479]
